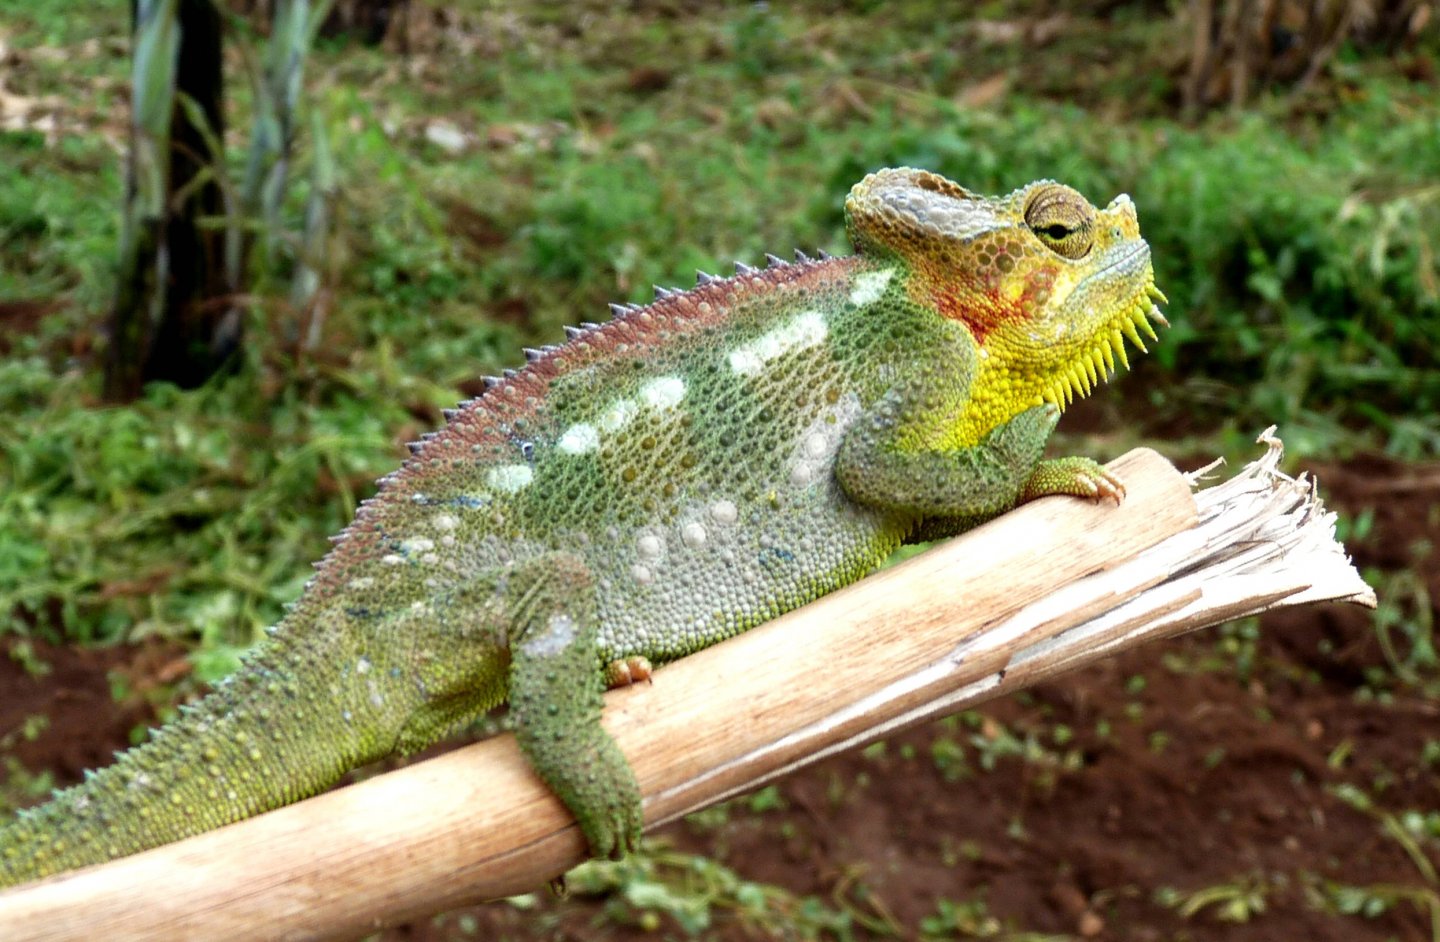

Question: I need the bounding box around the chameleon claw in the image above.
[1091,468,1126,503]
[1020,457,1126,505]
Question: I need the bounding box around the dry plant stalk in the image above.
[0,431,1375,942]
[1179,0,1424,114]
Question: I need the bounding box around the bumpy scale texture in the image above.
[0,168,1166,886]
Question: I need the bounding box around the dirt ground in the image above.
[3,456,1437,941]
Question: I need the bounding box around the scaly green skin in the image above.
[0,168,1166,887]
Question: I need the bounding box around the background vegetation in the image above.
[1,1,1437,938]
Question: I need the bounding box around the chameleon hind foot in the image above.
[605,656,653,688]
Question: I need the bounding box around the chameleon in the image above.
[0,167,1166,888]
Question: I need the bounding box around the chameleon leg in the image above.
[506,551,643,859]
[604,656,653,688]
[837,400,1061,519]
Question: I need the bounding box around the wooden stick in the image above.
[0,434,1375,941]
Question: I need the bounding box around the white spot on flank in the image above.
[401,537,434,553]
[487,464,534,493]
[356,657,372,675]
[593,378,686,439]
[637,534,664,558]
[849,268,894,306]
[382,554,404,566]
[520,614,578,657]
[639,376,687,410]
[433,513,458,531]
[630,563,654,584]
[680,522,707,548]
[709,499,739,525]
[727,310,829,377]
[786,393,863,489]
[558,422,600,455]
[600,398,639,432]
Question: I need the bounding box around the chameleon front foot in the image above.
[1020,456,1125,504]
[605,656,653,688]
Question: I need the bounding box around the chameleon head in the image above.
[845,167,1167,413]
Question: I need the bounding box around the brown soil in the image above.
[3,456,1437,941]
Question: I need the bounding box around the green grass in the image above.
[554,847,870,938]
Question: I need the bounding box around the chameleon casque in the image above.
[0,167,1166,887]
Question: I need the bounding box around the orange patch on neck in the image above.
[921,264,1056,346]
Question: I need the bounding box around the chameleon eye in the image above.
[1024,184,1095,260]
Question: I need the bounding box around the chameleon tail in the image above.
[0,620,393,888]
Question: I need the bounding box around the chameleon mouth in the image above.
[1040,282,1169,410]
